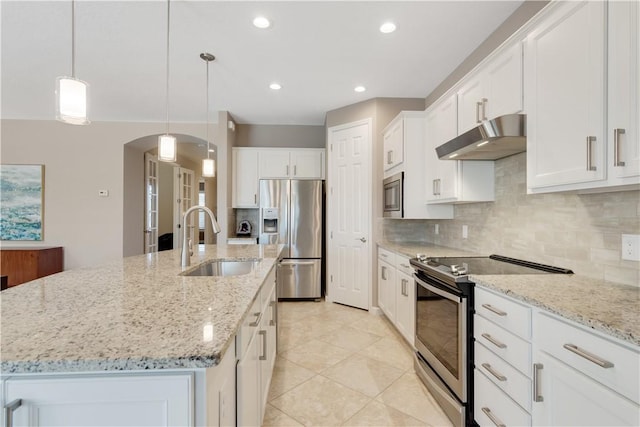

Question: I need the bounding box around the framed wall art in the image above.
[0,164,45,241]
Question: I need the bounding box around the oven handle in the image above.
[414,274,462,303]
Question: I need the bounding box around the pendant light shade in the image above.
[56,0,89,125]
[201,52,216,177]
[158,0,176,162]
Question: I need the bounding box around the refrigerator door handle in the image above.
[279,260,317,266]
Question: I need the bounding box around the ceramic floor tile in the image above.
[311,305,372,325]
[270,375,371,426]
[359,336,414,371]
[350,314,399,338]
[278,324,316,353]
[267,356,316,401]
[279,338,353,373]
[299,314,346,337]
[317,326,383,352]
[376,372,452,426]
[343,400,426,426]
[321,354,405,397]
[263,403,304,427]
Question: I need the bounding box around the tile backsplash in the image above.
[383,153,640,286]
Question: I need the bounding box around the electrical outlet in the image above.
[621,234,640,261]
[98,189,109,197]
[462,225,468,239]
[435,224,439,235]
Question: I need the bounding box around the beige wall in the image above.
[235,124,325,148]
[1,119,224,269]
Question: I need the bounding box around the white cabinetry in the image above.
[376,247,415,347]
[383,118,404,171]
[259,148,325,179]
[259,150,291,179]
[457,42,523,134]
[425,95,494,204]
[232,148,259,208]
[526,0,639,193]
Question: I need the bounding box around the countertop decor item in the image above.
[0,164,44,240]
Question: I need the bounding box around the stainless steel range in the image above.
[409,254,572,427]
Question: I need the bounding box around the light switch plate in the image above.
[621,234,640,261]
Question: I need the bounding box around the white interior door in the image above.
[173,167,195,250]
[327,119,372,310]
[144,153,158,254]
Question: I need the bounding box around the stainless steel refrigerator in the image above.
[259,179,324,299]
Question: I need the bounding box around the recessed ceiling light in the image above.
[270,83,282,90]
[354,86,366,93]
[253,16,271,29]
[380,22,396,34]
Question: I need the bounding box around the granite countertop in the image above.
[0,244,283,374]
[378,240,639,347]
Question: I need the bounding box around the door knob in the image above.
[356,237,367,243]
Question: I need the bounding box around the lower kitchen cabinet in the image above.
[377,248,396,324]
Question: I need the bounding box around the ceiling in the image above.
[1,1,523,126]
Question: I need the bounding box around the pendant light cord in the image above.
[206,58,210,160]
[71,0,75,78]
[165,0,171,135]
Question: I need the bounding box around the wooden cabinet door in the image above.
[377,259,395,322]
[4,374,193,426]
[290,150,324,179]
[457,73,484,135]
[232,148,259,208]
[484,42,523,120]
[526,1,606,190]
[259,150,291,178]
[237,331,261,427]
[383,118,403,171]
[395,269,415,346]
[425,94,458,203]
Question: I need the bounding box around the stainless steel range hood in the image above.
[435,114,526,160]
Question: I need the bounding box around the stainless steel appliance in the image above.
[259,179,324,299]
[410,254,572,427]
[383,172,403,218]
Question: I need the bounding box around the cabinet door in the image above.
[383,119,403,171]
[259,150,291,178]
[233,149,259,207]
[377,259,396,322]
[608,0,640,180]
[532,352,640,426]
[457,73,484,134]
[290,150,324,179]
[526,1,606,190]
[237,332,261,427]
[484,42,523,120]
[4,374,193,426]
[259,286,277,423]
[425,94,458,203]
[395,269,415,346]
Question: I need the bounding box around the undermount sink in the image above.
[181,259,259,277]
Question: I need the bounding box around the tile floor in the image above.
[263,300,454,427]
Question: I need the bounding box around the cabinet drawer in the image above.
[475,287,531,339]
[395,254,413,276]
[236,295,262,360]
[475,368,531,427]
[377,247,394,262]
[535,311,640,404]
[475,342,531,411]
[261,266,276,309]
[475,314,531,377]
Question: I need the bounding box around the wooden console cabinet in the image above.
[0,247,63,288]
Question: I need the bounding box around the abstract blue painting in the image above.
[0,164,44,240]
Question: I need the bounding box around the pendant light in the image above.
[56,0,89,125]
[158,0,176,162]
[201,52,216,177]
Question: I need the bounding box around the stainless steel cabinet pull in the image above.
[4,399,22,427]
[381,266,387,280]
[269,300,276,326]
[249,311,262,327]
[533,363,544,402]
[401,279,408,296]
[254,194,257,204]
[563,344,614,368]
[432,179,437,196]
[614,128,626,167]
[481,407,506,427]
[482,363,507,381]
[481,98,488,120]
[481,333,507,349]
[476,102,482,124]
[294,165,297,175]
[482,303,507,316]
[586,136,597,171]
[387,150,393,165]
[259,330,267,360]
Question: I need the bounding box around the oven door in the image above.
[414,273,467,402]
[382,172,403,218]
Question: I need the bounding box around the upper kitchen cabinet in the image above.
[259,148,325,179]
[233,148,260,208]
[383,117,404,172]
[425,94,494,204]
[526,0,639,193]
[457,42,524,134]
[385,111,453,218]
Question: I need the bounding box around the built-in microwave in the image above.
[383,172,403,218]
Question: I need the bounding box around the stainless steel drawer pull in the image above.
[586,136,597,171]
[249,311,262,327]
[614,128,626,167]
[269,300,276,326]
[481,98,488,120]
[401,279,408,296]
[259,330,267,360]
[381,266,387,280]
[481,304,507,316]
[533,363,544,402]
[400,263,410,269]
[4,399,22,427]
[481,407,506,427]
[481,333,507,349]
[476,101,482,124]
[481,363,507,381]
[563,344,614,368]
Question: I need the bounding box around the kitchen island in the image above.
[0,244,283,426]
